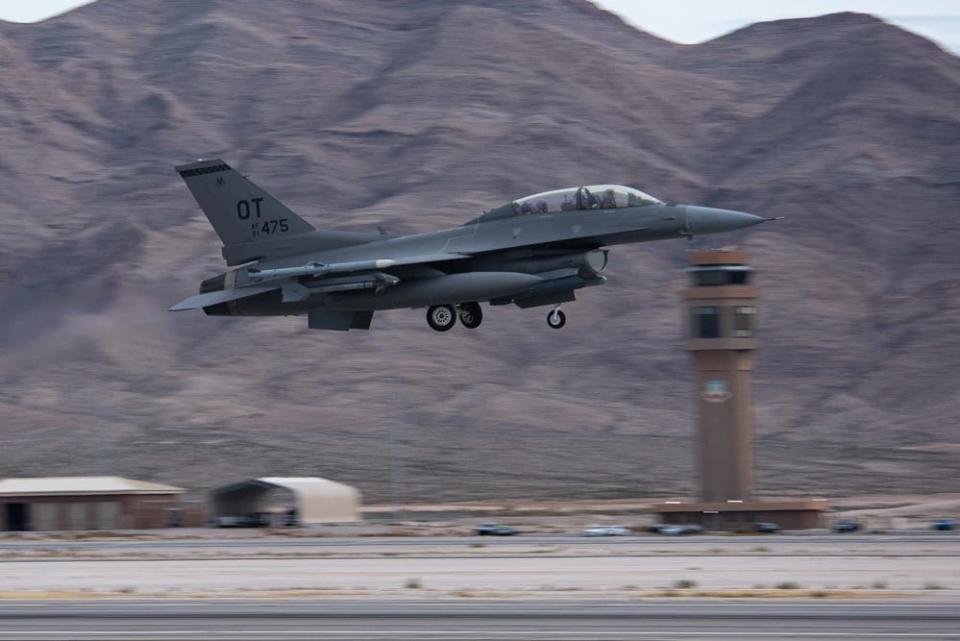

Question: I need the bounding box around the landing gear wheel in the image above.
[427,304,457,332]
[458,303,483,329]
[547,308,566,329]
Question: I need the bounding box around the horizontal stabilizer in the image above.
[169,285,279,311]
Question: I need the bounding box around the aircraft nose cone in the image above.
[685,205,765,235]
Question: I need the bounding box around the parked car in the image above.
[215,513,269,528]
[583,525,631,537]
[832,520,861,533]
[656,524,703,536]
[932,518,955,531]
[754,522,781,534]
[474,523,519,536]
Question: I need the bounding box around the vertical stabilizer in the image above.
[176,159,314,247]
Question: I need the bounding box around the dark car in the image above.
[216,513,269,528]
[474,523,518,536]
[754,522,781,534]
[932,518,955,531]
[832,520,861,533]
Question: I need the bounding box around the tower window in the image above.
[692,306,720,338]
[694,270,725,286]
[733,306,756,337]
[689,266,752,286]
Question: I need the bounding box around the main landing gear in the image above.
[426,303,484,331]
[458,302,483,329]
[426,304,457,332]
[547,306,566,329]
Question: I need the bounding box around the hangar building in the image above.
[0,476,184,531]
[211,477,361,526]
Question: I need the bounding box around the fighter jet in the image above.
[171,159,767,331]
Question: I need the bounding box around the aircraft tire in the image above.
[427,304,457,332]
[547,309,566,329]
[458,302,483,329]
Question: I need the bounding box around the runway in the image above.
[0,600,956,640]
[0,532,954,551]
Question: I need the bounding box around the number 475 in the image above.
[256,219,288,235]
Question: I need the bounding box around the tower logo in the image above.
[702,379,732,403]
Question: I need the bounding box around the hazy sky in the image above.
[1,0,957,53]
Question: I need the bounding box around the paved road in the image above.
[0,532,955,550]
[0,600,956,640]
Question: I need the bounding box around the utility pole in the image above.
[389,373,405,521]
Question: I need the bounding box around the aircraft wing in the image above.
[333,252,470,270]
[387,252,470,267]
[169,285,279,311]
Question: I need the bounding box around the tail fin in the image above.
[175,158,314,247]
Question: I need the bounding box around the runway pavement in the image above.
[0,600,956,640]
[0,532,955,550]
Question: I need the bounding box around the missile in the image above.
[247,259,397,282]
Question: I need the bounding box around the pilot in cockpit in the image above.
[576,187,599,210]
[600,188,617,209]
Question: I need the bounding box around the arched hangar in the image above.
[211,477,361,527]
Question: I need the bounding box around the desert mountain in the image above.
[0,1,958,502]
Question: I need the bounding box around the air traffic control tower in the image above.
[653,248,826,530]
[686,248,757,502]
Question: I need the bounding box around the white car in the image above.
[583,525,631,537]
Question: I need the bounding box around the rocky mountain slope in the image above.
[0,1,958,502]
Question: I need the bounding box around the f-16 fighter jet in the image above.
[171,159,767,331]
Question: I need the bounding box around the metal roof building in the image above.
[0,476,184,531]
[211,477,361,526]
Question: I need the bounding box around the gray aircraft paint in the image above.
[172,159,767,331]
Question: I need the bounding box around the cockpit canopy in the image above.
[471,185,662,223]
[516,185,662,213]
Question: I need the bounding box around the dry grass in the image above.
[775,581,802,590]
[647,589,909,599]
[0,590,103,600]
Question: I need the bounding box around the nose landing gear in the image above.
[547,306,566,329]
